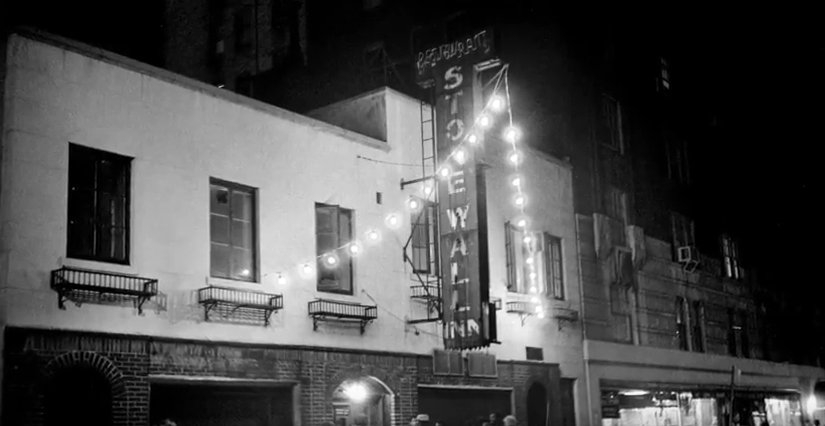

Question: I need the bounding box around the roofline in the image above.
[6,27,389,153]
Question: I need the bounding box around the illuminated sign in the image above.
[415,29,496,86]
[421,30,496,349]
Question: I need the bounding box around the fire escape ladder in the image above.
[405,98,441,325]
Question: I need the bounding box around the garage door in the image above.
[418,387,512,426]
[150,383,293,426]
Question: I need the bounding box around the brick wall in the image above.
[2,328,563,426]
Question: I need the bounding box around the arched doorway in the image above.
[331,376,393,426]
[526,382,548,426]
[45,366,113,426]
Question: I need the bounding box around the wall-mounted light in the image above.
[344,382,368,403]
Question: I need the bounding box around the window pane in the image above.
[231,247,253,279]
[231,218,252,249]
[68,148,96,190]
[339,209,352,243]
[67,218,95,257]
[210,215,230,245]
[232,190,252,221]
[68,188,95,223]
[210,185,230,216]
[315,205,337,234]
[110,226,126,260]
[210,243,230,278]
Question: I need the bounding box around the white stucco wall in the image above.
[0,30,583,382]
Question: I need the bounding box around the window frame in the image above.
[670,212,696,254]
[544,234,564,300]
[675,296,688,350]
[665,139,690,185]
[315,203,355,295]
[659,56,671,91]
[410,199,437,275]
[505,222,545,295]
[691,300,706,353]
[209,177,258,282]
[66,143,132,265]
[601,94,624,154]
[721,235,743,280]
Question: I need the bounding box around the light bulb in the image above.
[526,257,534,265]
[348,243,361,256]
[302,264,313,275]
[529,286,537,293]
[537,311,546,319]
[531,296,539,304]
[514,194,526,207]
[454,149,466,165]
[504,126,521,143]
[409,198,420,210]
[367,229,380,241]
[478,114,492,128]
[467,133,478,144]
[508,151,522,165]
[386,213,400,228]
[325,254,338,266]
[530,272,537,280]
[438,166,451,179]
[535,305,543,314]
[523,235,532,244]
[422,184,433,195]
[517,218,527,228]
[511,176,521,187]
[277,274,287,285]
[489,95,505,112]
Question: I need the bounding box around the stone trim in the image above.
[41,351,126,397]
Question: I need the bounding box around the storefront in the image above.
[600,387,802,426]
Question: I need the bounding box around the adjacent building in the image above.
[0,29,584,426]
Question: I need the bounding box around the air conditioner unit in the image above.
[677,246,697,263]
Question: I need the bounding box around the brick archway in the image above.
[326,364,398,398]
[42,351,126,397]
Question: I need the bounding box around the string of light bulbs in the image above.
[268,63,548,319]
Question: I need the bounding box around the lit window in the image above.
[67,144,132,264]
[316,204,353,294]
[660,57,670,90]
[210,178,256,281]
[505,222,544,294]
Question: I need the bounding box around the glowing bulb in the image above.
[489,95,505,112]
[467,133,478,144]
[438,166,451,179]
[422,184,433,195]
[535,305,543,314]
[511,176,521,187]
[537,311,546,319]
[240,269,250,276]
[526,257,534,265]
[409,198,420,210]
[345,383,368,403]
[348,243,361,256]
[454,149,467,165]
[523,235,532,244]
[386,213,400,228]
[514,194,526,207]
[478,114,492,128]
[302,264,313,275]
[530,272,537,280]
[277,274,287,285]
[367,229,380,241]
[531,296,539,304]
[504,126,521,143]
[529,286,538,293]
[325,254,338,266]
[508,151,522,165]
[516,218,527,228]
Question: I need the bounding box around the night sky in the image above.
[2,1,820,298]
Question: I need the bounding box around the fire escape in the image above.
[401,98,441,324]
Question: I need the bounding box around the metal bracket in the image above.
[400,175,434,190]
[203,302,217,322]
[134,295,151,315]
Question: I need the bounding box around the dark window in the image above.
[740,310,750,358]
[691,301,706,352]
[316,204,353,294]
[525,347,544,361]
[67,144,131,264]
[676,297,688,350]
[659,57,670,91]
[544,234,564,300]
[234,5,254,52]
[600,94,623,153]
[728,308,739,356]
[411,200,436,274]
[671,212,696,260]
[721,235,743,280]
[210,178,256,281]
[665,140,690,185]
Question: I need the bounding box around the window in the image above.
[675,297,688,350]
[659,57,670,91]
[671,212,696,251]
[67,144,131,264]
[601,94,623,153]
[605,186,628,246]
[411,200,437,274]
[691,301,706,352]
[525,347,544,361]
[721,235,743,280]
[544,234,564,300]
[727,308,740,356]
[740,310,750,358]
[505,222,545,294]
[234,5,254,52]
[316,204,353,294]
[665,140,690,185]
[210,179,256,281]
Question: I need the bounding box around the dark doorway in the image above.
[45,366,113,426]
[418,387,511,426]
[150,383,293,426]
[526,383,548,426]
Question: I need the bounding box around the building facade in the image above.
[0,29,584,426]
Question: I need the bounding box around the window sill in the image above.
[208,276,259,288]
[64,257,138,276]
